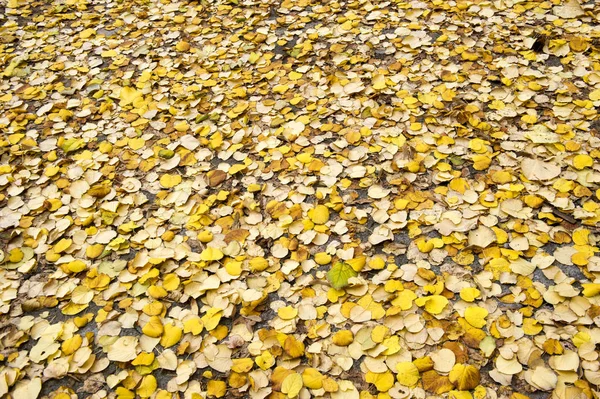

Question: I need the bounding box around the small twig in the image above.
[549,206,577,225]
[545,201,600,233]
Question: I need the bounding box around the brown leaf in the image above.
[283,336,305,358]
[443,341,469,364]
[87,185,111,198]
[208,170,227,187]
[422,370,454,394]
[449,364,480,390]
[224,229,249,244]
[271,366,295,391]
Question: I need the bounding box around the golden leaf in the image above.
[281,373,303,398]
[449,364,480,390]
[422,370,454,394]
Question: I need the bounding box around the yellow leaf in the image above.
[183,317,204,335]
[414,357,434,372]
[248,53,261,63]
[365,371,395,392]
[116,387,135,399]
[159,174,182,188]
[372,73,387,90]
[415,295,449,315]
[201,308,223,331]
[120,87,142,106]
[393,290,417,310]
[249,257,269,272]
[176,41,191,52]
[229,372,247,388]
[209,132,223,149]
[464,306,488,328]
[296,152,312,164]
[521,114,537,124]
[207,380,227,398]
[61,138,85,153]
[314,252,332,265]
[396,362,420,386]
[143,302,164,316]
[289,71,303,80]
[308,205,329,224]
[225,260,242,276]
[136,375,157,398]
[197,230,214,242]
[44,165,62,177]
[61,335,82,355]
[369,256,386,270]
[8,248,23,263]
[281,373,303,398]
[99,47,117,56]
[489,100,505,110]
[283,336,305,358]
[572,251,590,266]
[128,137,145,150]
[302,368,324,389]
[460,287,481,302]
[86,184,111,199]
[472,154,491,170]
[449,390,474,399]
[448,364,480,390]
[118,221,138,234]
[132,352,155,366]
[278,306,298,320]
[553,179,575,193]
[590,89,600,101]
[573,154,593,170]
[160,323,182,348]
[382,335,401,355]
[273,84,289,94]
[322,377,339,393]
[174,121,189,132]
[142,316,164,338]
[573,229,590,246]
[522,318,543,335]
[200,247,224,261]
[66,260,87,273]
[255,351,275,370]
[570,37,589,52]
[371,325,388,343]
[163,274,180,291]
[346,256,366,272]
[232,358,254,373]
[53,238,72,253]
[80,28,96,39]
[582,283,600,297]
[332,330,353,346]
[572,332,590,348]
[228,164,246,174]
[417,239,434,253]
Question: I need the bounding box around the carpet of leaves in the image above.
[2,0,600,398]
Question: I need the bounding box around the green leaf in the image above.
[61,138,85,153]
[326,261,357,290]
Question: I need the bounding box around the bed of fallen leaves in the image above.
[2,0,600,398]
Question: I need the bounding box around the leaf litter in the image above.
[1,0,600,398]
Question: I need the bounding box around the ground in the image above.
[1,0,600,399]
